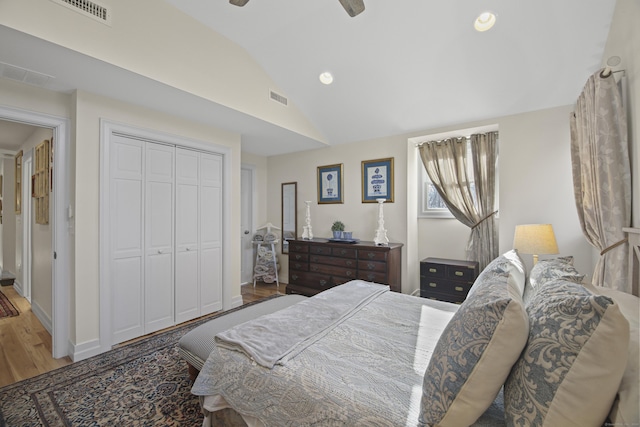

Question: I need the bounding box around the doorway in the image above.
[240,165,255,285]
[0,106,70,359]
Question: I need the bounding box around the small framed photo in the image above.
[361,157,394,203]
[317,163,344,204]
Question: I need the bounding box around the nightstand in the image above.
[420,257,479,304]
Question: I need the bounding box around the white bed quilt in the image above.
[192,284,464,426]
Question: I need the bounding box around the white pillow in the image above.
[505,279,629,427]
[584,284,639,426]
[419,251,528,426]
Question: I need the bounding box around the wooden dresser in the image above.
[420,257,479,304]
[287,239,403,296]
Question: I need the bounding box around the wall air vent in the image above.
[50,0,112,26]
[269,90,288,107]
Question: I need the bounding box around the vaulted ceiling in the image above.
[0,1,617,156]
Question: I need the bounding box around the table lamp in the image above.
[513,224,559,265]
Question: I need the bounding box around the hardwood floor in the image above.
[0,283,283,388]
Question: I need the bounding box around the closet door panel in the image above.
[175,148,200,322]
[110,136,145,344]
[200,182,222,314]
[144,143,175,333]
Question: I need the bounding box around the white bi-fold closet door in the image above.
[110,135,222,345]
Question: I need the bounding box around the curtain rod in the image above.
[414,131,498,147]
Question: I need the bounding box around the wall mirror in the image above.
[281,182,297,254]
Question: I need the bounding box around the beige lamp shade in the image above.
[513,224,559,264]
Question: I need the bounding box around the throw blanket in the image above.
[215,280,389,368]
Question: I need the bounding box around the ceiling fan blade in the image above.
[229,0,250,6]
[338,0,365,17]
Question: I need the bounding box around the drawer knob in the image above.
[367,252,375,259]
[429,268,437,273]
[311,266,319,271]
[455,286,464,292]
[367,262,375,270]
[340,249,347,255]
[347,271,353,277]
[367,273,376,281]
[291,274,298,281]
[295,263,302,269]
[346,260,353,266]
[429,283,437,288]
[455,271,464,277]
[295,254,302,260]
[320,280,327,286]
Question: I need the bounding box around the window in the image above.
[418,132,498,219]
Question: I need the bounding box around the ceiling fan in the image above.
[229,0,365,17]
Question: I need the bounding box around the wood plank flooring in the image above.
[0,283,283,387]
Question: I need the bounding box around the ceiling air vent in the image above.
[50,0,112,26]
[0,62,54,88]
[269,90,288,107]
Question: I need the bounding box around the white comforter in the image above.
[192,282,461,426]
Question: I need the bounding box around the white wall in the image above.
[267,104,595,294]
[0,0,324,145]
[72,90,242,346]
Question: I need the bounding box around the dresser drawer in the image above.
[421,278,472,297]
[310,263,357,279]
[289,270,333,290]
[445,265,476,282]
[310,254,357,268]
[289,242,309,253]
[290,252,308,263]
[421,262,446,278]
[421,289,467,304]
[358,270,387,283]
[358,259,387,273]
[309,245,332,256]
[358,249,388,262]
[332,247,357,258]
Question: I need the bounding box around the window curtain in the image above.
[418,132,499,269]
[570,70,631,292]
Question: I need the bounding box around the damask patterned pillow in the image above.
[529,257,584,290]
[504,280,629,427]
[419,251,528,427]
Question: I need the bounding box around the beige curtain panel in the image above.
[419,132,498,269]
[570,70,631,292]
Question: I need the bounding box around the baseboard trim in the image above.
[231,294,243,308]
[70,338,102,362]
[31,300,52,335]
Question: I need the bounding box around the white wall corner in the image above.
[231,294,243,309]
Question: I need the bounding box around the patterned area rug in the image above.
[0,291,19,319]
[0,295,280,427]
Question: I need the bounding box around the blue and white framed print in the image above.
[362,157,394,203]
[317,163,344,204]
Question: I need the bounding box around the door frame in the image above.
[0,105,71,359]
[240,164,256,285]
[21,151,33,303]
[99,120,233,354]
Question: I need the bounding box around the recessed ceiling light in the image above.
[474,12,496,32]
[319,72,334,85]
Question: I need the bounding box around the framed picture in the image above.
[361,157,394,203]
[317,163,343,204]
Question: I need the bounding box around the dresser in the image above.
[420,258,479,304]
[287,239,403,296]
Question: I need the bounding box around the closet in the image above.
[109,134,222,345]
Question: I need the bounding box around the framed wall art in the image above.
[361,157,394,203]
[317,163,343,204]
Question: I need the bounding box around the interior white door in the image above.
[200,152,223,315]
[240,167,254,285]
[175,148,200,323]
[110,135,145,344]
[144,143,175,333]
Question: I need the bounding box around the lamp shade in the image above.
[513,224,559,258]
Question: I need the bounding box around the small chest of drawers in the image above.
[420,257,479,304]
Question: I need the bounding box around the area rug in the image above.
[0,291,19,319]
[0,295,280,427]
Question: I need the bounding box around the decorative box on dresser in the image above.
[287,239,403,296]
[420,257,479,304]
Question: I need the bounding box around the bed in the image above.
[188,249,639,427]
